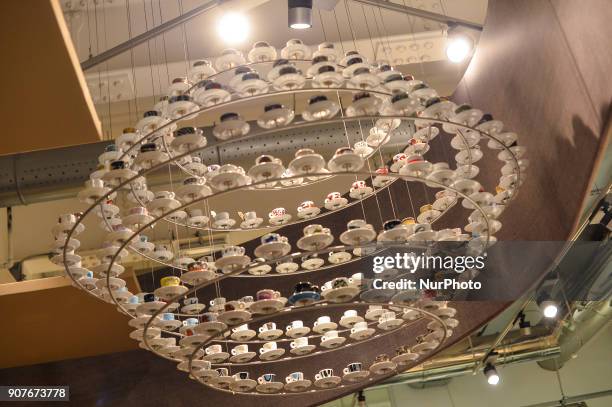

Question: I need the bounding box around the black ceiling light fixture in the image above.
[288,0,313,29]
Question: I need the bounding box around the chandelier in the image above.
[52,37,526,396]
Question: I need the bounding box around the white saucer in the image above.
[402,309,423,321]
[327,153,364,172]
[285,326,311,338]
[230,378,257,392]
[349,328,375,341]
[289,154,326,176]
[349,186,374,199]
[214,255,251,273]
[342,370,370,383]
[249,298,287,314]
[296,233,334,251]
[135,301,166,315]
[276,261,299,274]
[320,336,346,348]
[301,257,324,270]
[128,315,159,329]
[256,382,284,394]
[208,172,250,191]
[289,344,316,355]
[360,289,395,303]
[284,379,312,392]
[339,315,364,328]
[377,318,404,331]
[247,162,285,183]
[258,329,284,341]
[321,286,360,303]
[324,197,348,211]
[156,319,183,331]
[187,215,209,228]
[217,310,252,326]
[154,285,188,302]
[148,197,181,217]
[181,270,217,286]
[254,241,292,260]
[314,376,342,389]
[229,352,257,363]
[212,217,236,229]
[413,340,439,355]
[369,360,397,375]
[240,217,264,229]
[95,277,126,291]
[328,251,352,264]
[268,214,292,226]
[259,348,285,361]
[179,335,210,348]
[210,375,234,388]
[312,321,338,334]
[231,328,257,342]
[392,352,420,365]
[175,184,213,203]
[129,327,161,341]
[377,227,410,242]
[339,228,376,245]
[203,352,230,363]
[194,321,227,336]
[181,303,206,315]
[248,263,272,275]
[297,206,321,219]
[372,175,393,188]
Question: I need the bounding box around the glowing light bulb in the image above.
[218,13,249,44]
[446,36,472,63]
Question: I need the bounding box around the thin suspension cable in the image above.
[332,8,345,55]
[317,9,328,42]
[177,0,191,75]
[126,0,140,121]
[102,0,113,139]
[158,0,171,86]
[360,5,377,60]
[143,0,157,106]
[369,6,390,62]
[151,0,164,102]
[342,0,358,51]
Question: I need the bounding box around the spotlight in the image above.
[288,0,312,29]
[218,12,249,44]
[540,299,558,319]
[446,35,472,63]
[483,363,500,385]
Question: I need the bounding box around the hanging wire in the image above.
[125,0,140,121]
[101,0,113,139]
[142,0,157,107]
[317,8,328,42]
[369,6,390,62]
[360,5,377,61]
[151,0,164,101]
[342,0,358,51]
[158,0,171,86]
[332,8,346,55]
[177,0,191,76]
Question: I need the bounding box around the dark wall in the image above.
[1,1,609,406]
[453,0,611,241]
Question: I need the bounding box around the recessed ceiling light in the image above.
[218,13,249,44]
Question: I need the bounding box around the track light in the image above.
[483,363,500,385]
[288,0,312,29]
[539,299,559,319]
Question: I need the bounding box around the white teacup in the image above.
[322,330,339,342]
[222,245,245,257]
[286,372,304,383]
[205,344,222,355]
[379,311,396,322]
[244,211,258,220]
[343,309,358,318]
[290,337,309,348]
[351,321,368,334]
[315,315,331,326]
[349,273,364,286]
[232,324,249,333]
[287,320,303,330]
[214,211,230,221]
[231,344,249,355]
[209,297,226,308]
[259,322,277,333]
[260,341,277,354]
